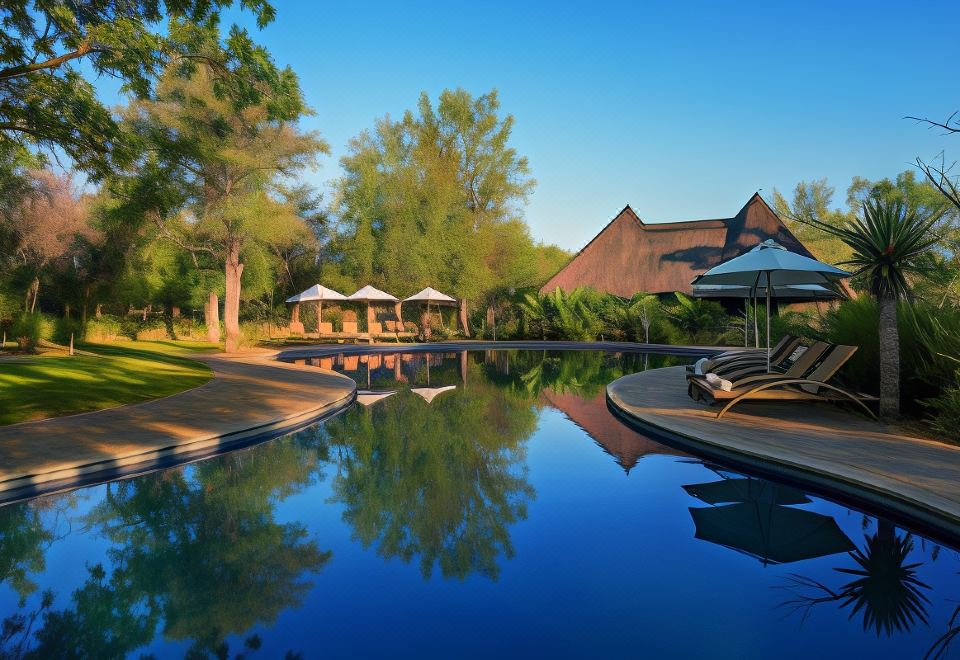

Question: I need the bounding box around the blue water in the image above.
[0,350,957,659]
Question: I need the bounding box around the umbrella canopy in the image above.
[691,239,850,288]
[691,240,851,370]
[285,284,347,304]
[689,502,855,565]
[348,285,399,302]
[404,286,457,305]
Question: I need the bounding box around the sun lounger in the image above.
[690,344,877,418]
[687,335,800,375]
[689,341,831,397]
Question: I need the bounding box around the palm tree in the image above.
[807,199,940,416]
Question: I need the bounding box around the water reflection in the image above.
[684,476,855,565]
[780,520,933,637]
[1,433,331,658]
[0,350,955,657]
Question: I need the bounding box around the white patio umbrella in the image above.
[691,240,850,370]
[404,286,457,334]
[348,285,399,328]
[692,282,841,348]
[285,284,347,331]
[356,390,397,407]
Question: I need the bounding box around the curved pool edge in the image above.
[606,367,960,546]
[0,355,358,507]
[276,339,724,362]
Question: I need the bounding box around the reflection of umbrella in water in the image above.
[683,478,810,506]
[689,502,855,565]
[410,385,456,403]
[356,390,397,406]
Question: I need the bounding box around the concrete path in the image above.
[0,353,356,503]
[607,366,960,541]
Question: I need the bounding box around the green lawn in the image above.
[0,340,218,425]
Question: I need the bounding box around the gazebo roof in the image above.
[286,284,347,303]
[404,286,457,304]
[348,285,399,302]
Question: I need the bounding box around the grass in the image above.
[0,340,218,425]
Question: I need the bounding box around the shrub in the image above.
[85,315,124,342]
[926,380,960,443]
[53,316,84,345]
[11,312,53,352]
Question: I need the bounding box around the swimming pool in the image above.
[0,349,956,658]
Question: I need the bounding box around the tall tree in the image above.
[806,199,941,416]
[334,89,536,336]
[0,1,279,177]
[127,63,326,351]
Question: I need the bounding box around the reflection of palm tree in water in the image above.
[780,520,931,636]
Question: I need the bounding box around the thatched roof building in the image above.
[541,194,813,297]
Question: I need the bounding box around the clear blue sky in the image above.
[131,1,960,250]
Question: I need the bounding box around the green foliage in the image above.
[811,298,960,415]
[84,315,124,342]
[0,1,280,178]
[10,312,52,351]
[52,317,83,345]
[926,381,960,442]
[514,287,733,345]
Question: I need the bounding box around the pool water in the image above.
[0,350,958,658]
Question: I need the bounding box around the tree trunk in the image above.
[458,299,471,338]
[878,293,899,417]
[26,277,39,313]
[205,291,221,344]
[224,240,244,353]
[95,303,102,318]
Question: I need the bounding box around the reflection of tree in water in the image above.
[780,520,932,637]
[490,350,682,400]
[327,363,537,580]
[0,503,57,605]
[2,432,332,659]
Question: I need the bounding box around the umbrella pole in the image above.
[744,299,749,347]
[766,271,772,372]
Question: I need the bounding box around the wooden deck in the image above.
[607,366,960,541]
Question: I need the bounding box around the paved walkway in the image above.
[607,366,960,541]
[0,353,356,503]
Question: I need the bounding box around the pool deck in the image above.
[607,366,960,541]
[0,352,356,504]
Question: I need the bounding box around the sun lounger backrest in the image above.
[318,322,333,334]
[783,341,832,377]
[369,321,383,334]
[343,321,358,334]
[799,344,858,392]
[767,335,803,366]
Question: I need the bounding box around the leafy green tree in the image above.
[772,179,854,265]
[0,1,279,177]
[334,89,537,335]
[126,62,326,350]
[807,200,941,416]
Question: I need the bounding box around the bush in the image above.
[926,380,960,443]
[53,316,84,345]
[11,312,53,352]
[85,315,124,342]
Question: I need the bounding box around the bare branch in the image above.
[906,111,960,135]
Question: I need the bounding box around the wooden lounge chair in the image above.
[690,344,877,419]
[688,335,801,375]
[687,341,830,388]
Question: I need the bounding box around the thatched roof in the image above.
[541,194,813,297]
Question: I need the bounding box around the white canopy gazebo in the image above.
[348,285,399,328]
[404,286,457,335]
[285,284,347,333]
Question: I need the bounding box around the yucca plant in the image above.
[807,199,941,416]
